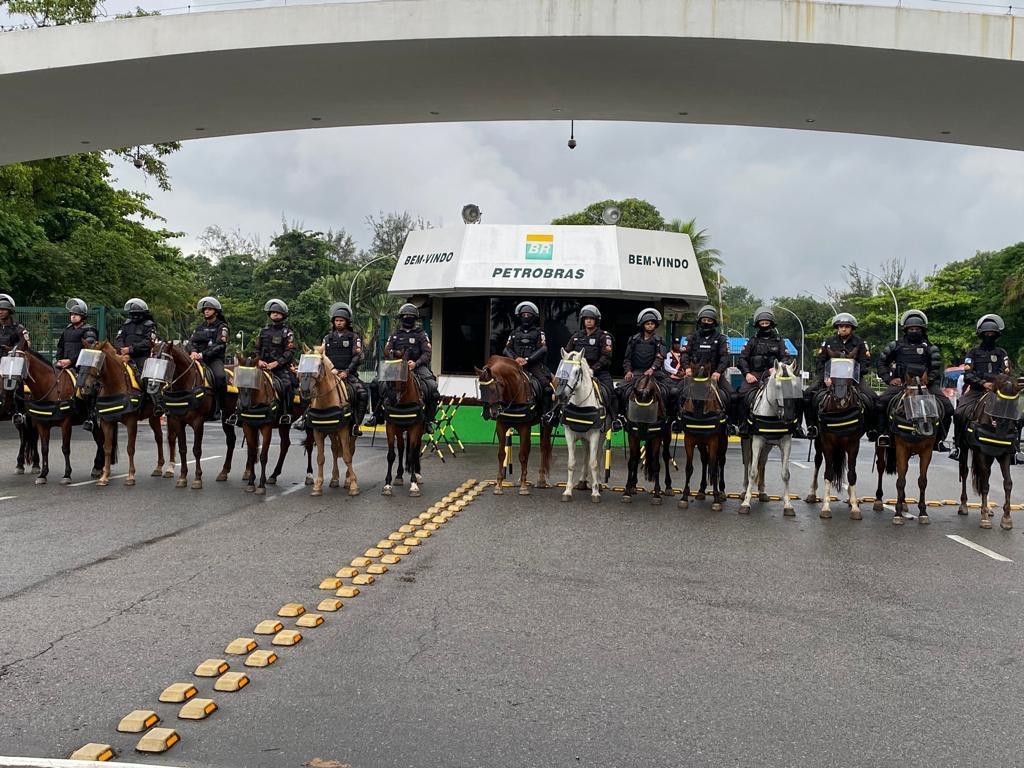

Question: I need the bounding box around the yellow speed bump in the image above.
[179,698,218,720]
[417,513,433,522]
[272,629,302,646]
[927,501,943,507]
[431,516,447,524]
[158,683,198,703]
[414,529,431,539]
[393,545,412,555]
[381,554,401,565]
[376,540,395,549]
[244,650,278,667]
[364,548,383,558]
[136,728,180,753]
[117,710,160,733]
[195,659,230,677]
[942,500,960,506]
[402,538,421,547]
[70,743,115,761]
[277,603,306,617]
[336,567,359,578]
[398,524,417,534]
[351,556,372,567]
[319,577,343,590]
[336,586,360,598]
[388,532,405,542]
[225,638,257,655]
[351,573,375,585]
[366,564,388,575]
[254,620,283,635]
[423,522,440,531]
[214,672,250,692]
[296,613,325,628]
[318,598,343,611]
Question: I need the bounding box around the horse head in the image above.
[757,361,800,418]
[554,348,591,407]
[976,373,1024,431]
[76,341,121,397]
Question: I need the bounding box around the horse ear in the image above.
[560,348,567,361]
[474,367,484,376]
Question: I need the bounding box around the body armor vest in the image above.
[324,330,361,372]
[626,333,663,371]
[190,320,228,361]
[683,332,726,366]
[257,324,294,365]
[567,330,611,369]
[116,320,156,362]
[747,336,788,373]
[964,345,1011,387]
[508,327,543,359]
[58,324,98,361]
[0,321,29,349]
[389,329,429,364]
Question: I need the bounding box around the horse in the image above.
[621,371,672,504]
[144,341,239,489]
[739,361,801,515]
[0,345,40,475]
[75,341,168,487]
[552,349,605,503]
[232,356,297,495]
[378,356,426,498]
[296,348,359,497]
[955,374,1022,530]
[877,372,939,525]
[804,359,867,520]
[677,365,729,511]
[476,354,554,497]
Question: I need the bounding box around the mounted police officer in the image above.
[948,313,1013,461]
[734,307,801,436]
[254,298,296,425]
[804,312,878,440]
[503,300,554,414]
[0,293,30,351]
[677,305,731,404]
[563,304,615,418]
[373,303,439,431]
[188,296,229,422]
[876,309,952,451]
[618,307,669,417]
[320,301,368,436]
[116,298,159,378]
[55,298,98,369]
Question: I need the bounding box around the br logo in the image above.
[524,234,554,260]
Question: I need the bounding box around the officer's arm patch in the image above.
[219,326,229,342]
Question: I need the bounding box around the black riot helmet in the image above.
[264,298,289,318]
[124,297,149,322]
[516,301,539,328]
[330,302,353,321]
[398,303,418,329]
[579,304,601,322]
[832,312,858,329]
[66,297,89,317]
[637,307,662,328]
[976,313,1004,337]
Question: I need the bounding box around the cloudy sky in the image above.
[116,118,1024,302]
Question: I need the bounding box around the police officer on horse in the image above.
[0,294,30,351]
[503,300,554,416]
[116,298,159,378]
[563,304,615,420]
[321,301,369,436]
[948,313,1013,461]
[254,299,297,425]
[734,306,803,436]
[803,312,878,440]
[56,299,98,370]
[677,304,731,410]
[188,296,229,421]
[373,303,440,431]
[618,307,669,417]
[876,309,953,451]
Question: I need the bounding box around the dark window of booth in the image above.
[440,296,488,375]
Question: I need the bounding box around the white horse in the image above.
[740,361,801,515]
[555,349,604,503]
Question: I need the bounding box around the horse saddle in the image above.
[817,403,864,435]
[965,422,1018,456]
[886,394,936,441]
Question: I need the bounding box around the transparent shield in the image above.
[827,359,859,383]
[0,356,26,379]
[297,355,322,375]
[904,393,940,420]
[984,392,1023,421]
[141,357,173,383]
[681,377,710,401]
[234,366,259,390]
[76,349,104,371]
[555,360,580,381]
[378,360,409,382]
[773,376,803,400]
[627,398,661,424]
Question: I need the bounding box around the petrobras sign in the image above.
[388,224,706,300]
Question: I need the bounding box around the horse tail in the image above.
[884,442,896,475]
[644,437,659,481]
[970,450,983,495]
[823,440,846,494]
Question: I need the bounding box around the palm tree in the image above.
[664,218,723,301]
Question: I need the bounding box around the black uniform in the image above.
[733,329,793,428]
[56,322,98,365]
[323,328,369,425]
[255,320,297,416]
[618,332,669,415]
[564,327,615,416]
[115,316,158,375]
[955,341,1012,420]
[804,333,876,430]
[504,325,553,409]
[0,318,31,351]
[382,325,439,423]
[189,316,229,416]
[876,333,953,441]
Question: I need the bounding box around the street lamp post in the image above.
[348,255,392,310]
[799,290,838,315]
[235,330,245,353]
[842,264,899,341]
[773,304,805,378]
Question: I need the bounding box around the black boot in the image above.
[352,390,368,436]
[210,389,223,422]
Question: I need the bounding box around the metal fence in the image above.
[16,306,113,360]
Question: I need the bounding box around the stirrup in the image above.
[82,419,94,432]
[291,416,306,431]
[804,426,818,439]
[279,414,292,426]
[876,434,890,448]
[210,409,222,422]
[948,446,961,461]
[224,413,239,426]
[12,412,24,427]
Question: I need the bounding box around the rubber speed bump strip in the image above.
[277,603,305,617]
[195,659,230,677]
[272,629,302,646]
[158,683,198,703]
[398,525,417,534]
[136,727,180,753]
[296,612,325,628]
[214,671,250,691]
[403,538,421,547]
[366,564,388,575]
[351,573,375,585]
[414,529,431,539]
[319,577,343,590]
[387,532,405,541]
[423,522,440,531]
[376,539,396,549]
[351,556,372,567]
[336,586,360,598]
[245,650,278,667]
[336,566,359,578]
[381,554,401,565]
[179,698,218,720]
[254,620,284,634]
[225,637,257,655]
[393,545,412,555]
[117,709,160,733]
[70,743,115,760]
[364,547,383,557]
[318,598,344,611]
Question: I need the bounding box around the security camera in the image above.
[133,156,144,169]
[567,138,577,150]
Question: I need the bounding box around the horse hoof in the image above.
[892,515,904,526]
[518,487,530,496]
[918,514,930,525]
[621,495,632,504]
[175,479,187,488]
[711,502,723,512]
[678,499,689,509]
[738,505,750,515]
[162,470,174,479]
[382,486,393,497]
[254,486,266,496]
[804,494,818,504]
[872,501,884,512]
[591,494,601,504]
[329,479,339,488]
[97,479,109,487]
[91,468,102,478]
[216,472,228,482]
[1001,517,1013,530]
[958,507,969,516]
[311,489,323,497]
[242,471,251,481]
[850,510,862,521]
[305,475,314,486]
[651,496,662,505]
[124,478,135,487]
[410,488,422,498]
[348,487,360,497]
[151,469,162,477]
[819,509,831,519]
[244,485,255,493]
[266,477,277,486]
[394,477,404,486]
[560,494,571,503]
[980,518,992,529]
[34,477,46,485]
[536,481,552,489]
[695,493,706,501]
[60,477,72,486]
[31,466,40,474]
[493,487,503,495]
[15,467,24,475]
[758,493,769,503]
[192,480,203,490]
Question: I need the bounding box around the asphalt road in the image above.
[2,427,1024,767]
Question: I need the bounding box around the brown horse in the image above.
[877,373,938,525]
[145,341,239,489]
[0,345,40,475]
[622,372,671,504]
[296,349,358,497]
[232,356,297,495]
[75,341,169,487]
[677,366,728,511]
[476,355,553,496]
[378,356,427,497]
[956,374,1022,530]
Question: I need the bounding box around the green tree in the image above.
[253,227,353,304]
[551,198,666,230]
[719,284,762,334]
[664,217,722,300]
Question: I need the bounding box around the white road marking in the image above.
[278,483,307,496]
[0,495,17,501]
[792,461,809,469]
[0,757,177,768]
[946,534,1013,562]
[68,455,222,487]
[884,504,916,520]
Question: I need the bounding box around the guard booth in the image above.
[386,224,708,441]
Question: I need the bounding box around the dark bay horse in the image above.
[76,341,168,487]
[476,354,553,496]
[956,374,1022,529]
[677,366,728,511]
[622,371,671,504]
[232,357,296,495]
[876,373,938,525]
[297,349,358,497]
[0,345,40,475]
